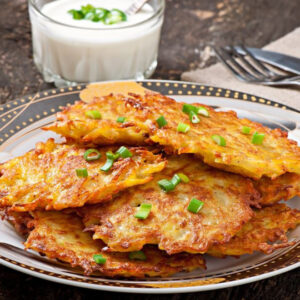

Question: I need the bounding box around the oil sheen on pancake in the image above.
[208,204,300,257]
[45,92,300,179]
[254,173,300,206]
[24,211,205,277]
[0,139,166,212]
[80,155,258,255]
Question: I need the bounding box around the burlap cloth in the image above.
[182,27,300,110]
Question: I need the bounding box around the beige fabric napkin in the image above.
[182,27,300,110]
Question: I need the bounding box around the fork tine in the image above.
[213,47,248,82]
[218,47,257,81]
[228,46,265,80]
[239,45,280,78]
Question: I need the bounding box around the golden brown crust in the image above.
[0,139,166,212]
[254,173,300,206]
[208,204,300,257]
[45,92,300,179]
[2,210,32,236]
[80,155,258,255]
[24,211,205,277]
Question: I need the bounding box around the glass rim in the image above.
[28,0,165,31]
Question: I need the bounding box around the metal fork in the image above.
[213,45,300,86]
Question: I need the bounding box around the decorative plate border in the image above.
[0,80,298,144]
[0,79,299,293]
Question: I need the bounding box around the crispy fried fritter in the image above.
[45,92,300,179]
[254,173,300,206]
[4,211,32,236]
[0,139,166,212]
[208,204,300,257]
[24,211,205,277]
[80,155,258,255]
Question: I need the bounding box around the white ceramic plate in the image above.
[0,80,299,293]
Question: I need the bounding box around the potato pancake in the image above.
[254,173,300,206]
[0,139,166,212]
[45,92,300,179]
[80,155,258,255]
[24,211,205,277]
[208,204,300,257]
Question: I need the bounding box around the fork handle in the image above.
[262,81,300,87]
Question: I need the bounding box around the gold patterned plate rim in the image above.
[0,79,299,294]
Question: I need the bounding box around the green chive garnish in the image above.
[182,104,198,114]
[189,111,200,124]
[68,9,84,20]
[106,151,120,161]
[68,5,126,25]
[177,123,190,133]
[187,198,204,214]
[158,179,175,192]
[93,254,106,264]
[100,151,119,172]
[134,203,152,220]
[76,168,88,178]
[242,126,251,134]
[129,251,147,261]
[156,115,167,128]
[104,9,127,25]
[116,146,132,158]
[116,116,126,123]
[100,159,114,172]
[171,174,181,187]
[252,132,265,145]
[83,149,101,161]
[85,110,101,119]
[211,135,226,146]
[178,173,189,183]
[197,107,209,117]
[100,147,132,172]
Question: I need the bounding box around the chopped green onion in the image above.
[189,111,200,124]
[101,151,119,172]
[211,135,226,146]
[156,115,167,128]
[116,146,132,158]
[242,126,251,134]
[251,132,265,145]
[94,7,109,21]
[81,4,95,15]
[104,8,127,25]
[68,5,125,24]
[106,151,119,161]
[116,116,126,123]
[129,251,147,261]
[83,149,101,161]
[158,179,175,192]
[93,254,106,264]
[85,110,101,119]
[76,168,88,178]
[100,159,114,172]
[171,174,181,187]
[68,9,84,20]
[177,123,190,133]
[187,198,204,214]
[197,107,209,117]
[100,147,131,172]
[178,173,189,183]
[182,104,198,114]
[134,203,152,219]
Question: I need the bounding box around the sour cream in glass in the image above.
[28,0,165,86]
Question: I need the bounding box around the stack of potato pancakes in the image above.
[1,90,300,278]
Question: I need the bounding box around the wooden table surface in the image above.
[0,0,299,299]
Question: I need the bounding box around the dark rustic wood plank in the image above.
[0,0,299,298]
